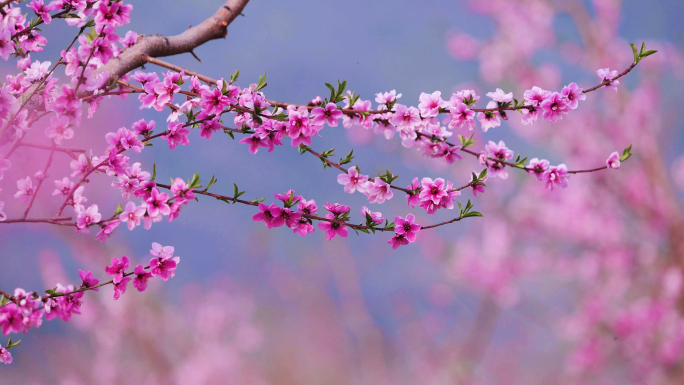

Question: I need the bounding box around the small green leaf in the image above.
[640,49,657,59]
[151,163,157,181]
[630,42,639,64]
[113,203,123,216]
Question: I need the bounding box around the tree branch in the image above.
[93,0,250,86]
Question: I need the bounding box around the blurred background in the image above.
[1,0,684,383]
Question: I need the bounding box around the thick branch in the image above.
[93,0,249,85]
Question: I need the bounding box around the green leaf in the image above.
[639,42,646,56]
[620,144,633,161]
[640,49,657,59]
[255,72,267,92]
[252,197,265,204]
[113,203,123,216]
[188,173,202,189]
[630,42,639,64]
[463,211,483,218]
[151,163,157,181]
[339,149,354,165]
[0,295,7,307]
[204,175,218,191]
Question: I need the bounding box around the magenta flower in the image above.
[14,176,34,204]
[318,213,349,240]
[0,347,12,364]
[540,92,569,123]
[297,199,318,215]
[293,217,315,237]
[239,133,269,154]
[105,255,130,284]
[606,151,621,169]
[76,204,101,229]
[364,177,394,204]
[170,177,196,202]
[597,68,620,92]
[252,203,285,228]
[119,201,146,230]
[0,29,15,61]
[105,127,143,153]
[95,220,120,243]
[113,277,131,300]
[526,158,550,180]
[484,140,514,162]
[419,177,447,205]
[361,206,383,223]
[200,85,233,116]
[406,177,420,208]
[145,188,171,217]
[28,0,58,24]
[337,166,369,194]
[149,253,180,281]
[543,164,569,190]
[388,234,409,249]
[281,208,303,228]
[274,189,303,204]
[311,102,343,127]
[418,91,447,117]
[131,119,155,136]
[394,214,421,243]
[324,202,350,215]
[133,264,153,292]
[78,269,99,291]
[561,82,586,109]
[162,122,190,150]
[200,116,222,140]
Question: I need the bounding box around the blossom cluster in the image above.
[0,242,178,364]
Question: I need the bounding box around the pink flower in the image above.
[318,213,349,240]
[526,158,549,180]
[119,201,146,230]
[113,277,131,300]
[364,177,394,204]
[406,177,420,208]
[274,189,303,204]
[280,208,302,228]
[523,86,550,106]
[486,88,513,103]
[252,203,284,228]
[0,347,12,364]
[78,269,99,291]
[470,172,486,196]
[0,29,15,60]
[484,140,514,162]
[239,133,268,154]
[311,102,343,127]
[540,92,569,123]
[418,91,447,117]
[132,264,152,292]
[95,220,120,243]
[543,164,569,190]
[394,213,421,243]
[476,101,501,132]
[561,82,586,109]
[170,177,196,202]
[131,119,155,136]
[597,68,620,92]
[45,115,74,144]
[200,116,222,140]
[105,255,130,284]
[28,0,58,24]
[105,127,143,153]
[14,177,34,204]
[149,251,179,281]
[375,90,402,105]
[70,154,90,178]
[419,177,447,205]
[388,234,409,249]
[161,122,190,150]
[323,202,350,215]
[337,166,368,194]
[145,188,170,217]
[76,204,101,229]
[390,104,421,132]
[297,199,318,215]
[444,102,475,130]
[606,151,621,169]
[361,206,383,223]
[200,84,234,116]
